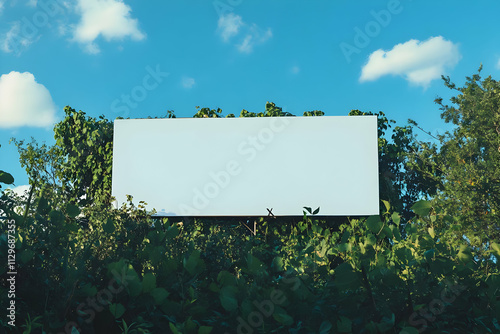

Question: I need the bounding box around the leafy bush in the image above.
[1,187,499,333]
[1,74,500,333]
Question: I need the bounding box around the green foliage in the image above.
[9,139,64,191]
[0,144,15,189]
[54,106,114,206]
[239,101,295,117]
[2,79,499,333]
[411,200,432,217]
[409,67,500,244]
[192,106,224,118]
[303,110,325,117]
[0,170,14,187]
[11,106,114,208]
[348,110,437,220]
[1,194,498,333]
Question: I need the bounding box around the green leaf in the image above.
[381,199,390,212]
[457,245,472,263]
[391,212,400,225]
[0,170,14,185]
[151,287,169,305]
[142,273,156,293]
[246,254,264,275]
[109,262,140,296]
[389,225,401,242]
[65,203,80,218]
[185,319,197,332]
[219,286,238,312]
[120,319,128,332]
[303,206,312,214]
[37,196,50,214]
[340,230,350,244]
[337,315,352,332]
[419,235,434,250]
[319,320,333,334]
[364,233,377,247]
[103,218,115,233]
[169,323,180,334]
[271,256,284,272]
[395,247,412,265]
[492,317,500,330]
[313,206,320,215]
[109,303,125,318]
[217,270,237,287]
[491,243,500,258]
[165,224,179,240]
[377,314,395,332]
[272,306,293,325]
[411,200,432,216]
[128,280,142,297]
[428,226,436,238]
[19,249,34,264]
[405,223,417,236]
[198,326,213,334]
[366,216,383,234]
[183,249,205,276]
[334,263,360,290]
[424,249,435,262]
[382,226,392,238]
[80,284,97,297]
[49,210,65,224]
[399,327,419,334]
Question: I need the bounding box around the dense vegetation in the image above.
[0,70,499,333]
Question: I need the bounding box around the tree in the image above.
[191,101,299,118]
[12,106,114,208]
[0,144,16,217]
[5,102,500,333]
[53,106,114,206]
[239,101,295,117]
[411,67,500,244]
[0,145,15,190]
[348,110,437,220]
[10,138,64,193]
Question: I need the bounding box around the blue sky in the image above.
[1,0,500,193]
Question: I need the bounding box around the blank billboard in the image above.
[112,116,379,216]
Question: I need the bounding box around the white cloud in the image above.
[217,12,243,42]
[57,21,68,36]
[1,0,69,53]
[0,71,57,128]
[496,58,500,70]
[237,34,252,53]
[72,0,145,54]
[1,23,20,53]
[0,1,5,14]
[217,13,272,53]
[6,185,31,197]
[181,76,195,89]
[1,22,40,54]
[291,65,300,74]
[237,24,272,54]
[3,185,34,215]
[360,36,461,87]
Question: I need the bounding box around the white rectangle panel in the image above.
[112,116,379,216]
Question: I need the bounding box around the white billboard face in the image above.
[112,116,379,216]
